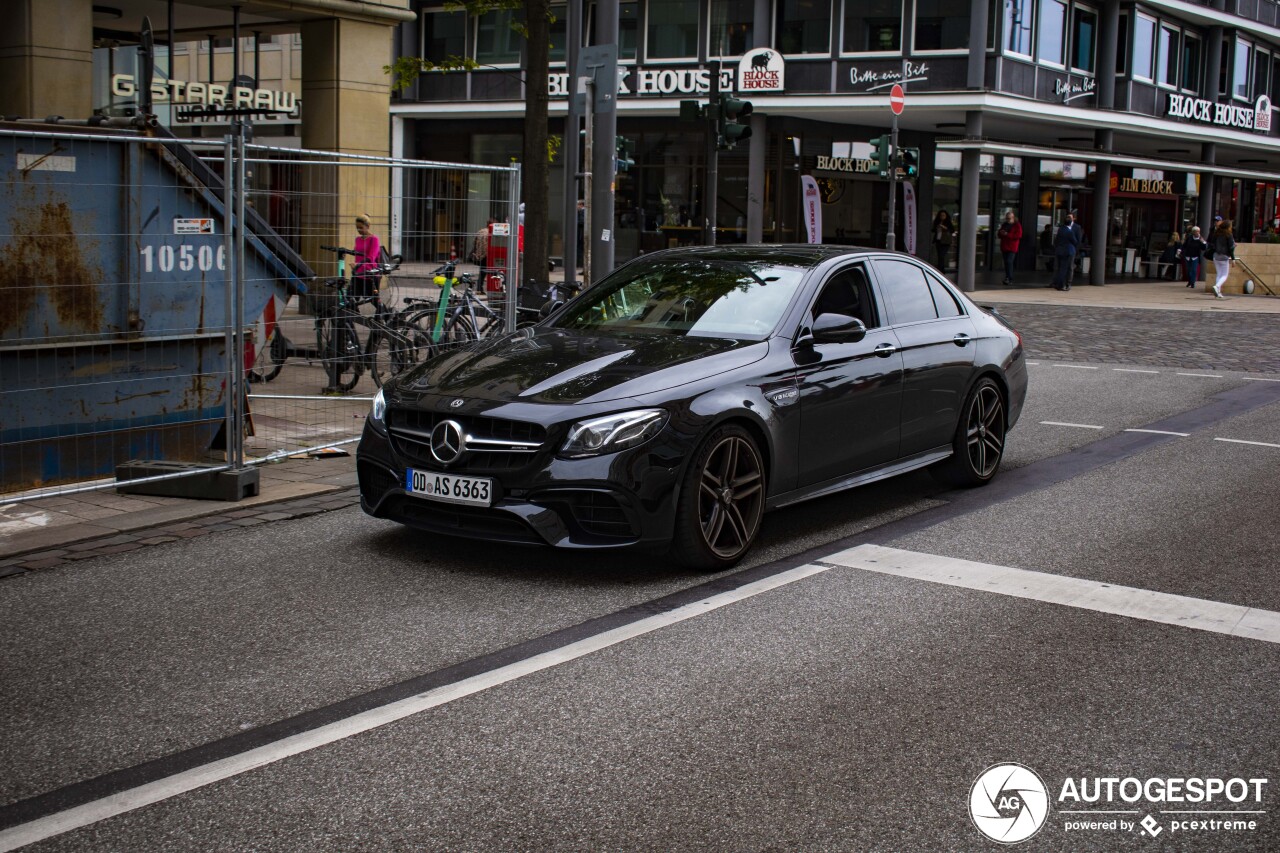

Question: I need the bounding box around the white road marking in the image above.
[1054,364,1099,369]
[1113,368,1160,374]
[1176,372,1224,378]
[1040,421,1106,429]
[1242,376,1280,382]
[1214,438,1280,449]
[0,564,830,852]
[824,544,1280,646]
[1124,429,1190,437]
[1025,361,1040,365]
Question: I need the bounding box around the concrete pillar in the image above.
[1204,28,1223,100]
[966,0,989,89]
[0,0,93,119]
[1200,142,1217,237]
[300,17,396,273]
[1097,0,1119,110]
[958,112,983,292]
[1091,129,1113,284]
[746,0,770,243]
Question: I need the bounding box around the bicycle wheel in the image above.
[370,325,426,388]
[320,315,363,392]
[247,327,285,383]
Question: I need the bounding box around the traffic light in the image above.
[717,95,753,150]
[615,136,636,173]
[870,135,891,177]
[900,146,920,179]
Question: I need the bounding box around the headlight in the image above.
[560,409,668,458]
[370,388,387,432]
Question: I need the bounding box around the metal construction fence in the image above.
[0,123,521,503]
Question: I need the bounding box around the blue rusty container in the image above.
[0,123,312,493]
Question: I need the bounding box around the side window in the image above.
[925,273,964,318]
[874,259,938,325]
[811,265,879,328]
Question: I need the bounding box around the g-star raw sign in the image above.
[1166,92,1270,132]
[111,74,300,114]
[738,47,784,92]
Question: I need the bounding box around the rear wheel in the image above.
[669,424,766,571]
[931,377,1006,487]
[319,317,362,392]
[370,326,425,388]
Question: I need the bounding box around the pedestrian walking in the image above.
[1210,216,1235,299]
[471,219,492,273]
[1180,226,1207,288]
[1050,214,1080,291]
[931,210,955,271]
[997,211,1022,285]
[1065,212,1085,287]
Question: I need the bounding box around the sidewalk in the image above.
[3,273,1278,577]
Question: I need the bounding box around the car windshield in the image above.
[550,258,806,340]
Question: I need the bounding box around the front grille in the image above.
[388,408,547,472]
[358,460,401,502]
[541,490,637,540]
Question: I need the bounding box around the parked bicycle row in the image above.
[250,246,577,393]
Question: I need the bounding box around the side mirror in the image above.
[812,313,867,344]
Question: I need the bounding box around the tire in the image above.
[441,315,477,349]
[931,377,1007,487]
[320,317,362,392]
[246,328,285,383]
[669,424,766,571]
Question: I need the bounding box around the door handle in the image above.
[953,333,971,346]
[873,342,897,357]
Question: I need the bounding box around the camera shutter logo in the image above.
[969,763,1051,844]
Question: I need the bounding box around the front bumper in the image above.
[356,420,684,550]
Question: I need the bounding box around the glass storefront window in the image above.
[550,4,567,63]
[1234,38,1251,98]
[422,8,466,59]
[1071,7,1097,73]
[1115,14,1128,75]
[1182,35,1201,92]
[1002,157,1023,177]
[1038,0,1066,66]
[844,0,902,53]
[935,151,962,173]
[1253,48,1270,102]
[1132,15,1155,81]
[647,0,699,59]
[711,0,754,57]
[1004,0,1033,56]
[914,0,969,51]
[1157,26,1177,87]
[476,9,522,65]
[1040,159,1087,180]
[779,0,832,54]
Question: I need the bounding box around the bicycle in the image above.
[315,246,425,393]
[397,271,508,347]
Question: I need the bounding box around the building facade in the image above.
[391,0,1280,288]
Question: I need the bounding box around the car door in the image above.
[870,257,976,458]
[793,263,904,487]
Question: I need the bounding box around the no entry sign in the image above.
[889,84,905,115]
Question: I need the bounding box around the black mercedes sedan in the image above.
[357,245,1027,569]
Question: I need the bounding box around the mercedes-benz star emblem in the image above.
[430,419,466,464]
[450,398,465,408]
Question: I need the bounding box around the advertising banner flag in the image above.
[801,175,822,244]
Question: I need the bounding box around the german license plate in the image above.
[405,469,493,507]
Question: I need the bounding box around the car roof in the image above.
[640,244,882,268]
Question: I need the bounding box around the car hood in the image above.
[399,328,768,404]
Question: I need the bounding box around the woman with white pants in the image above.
[1210,217,1236,300]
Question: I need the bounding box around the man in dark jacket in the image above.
[1051,214,1080,291]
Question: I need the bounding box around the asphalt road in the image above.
[1,351,1278,851]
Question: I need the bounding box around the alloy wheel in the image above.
[965,383,1006,479]
[697,434,765,559]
